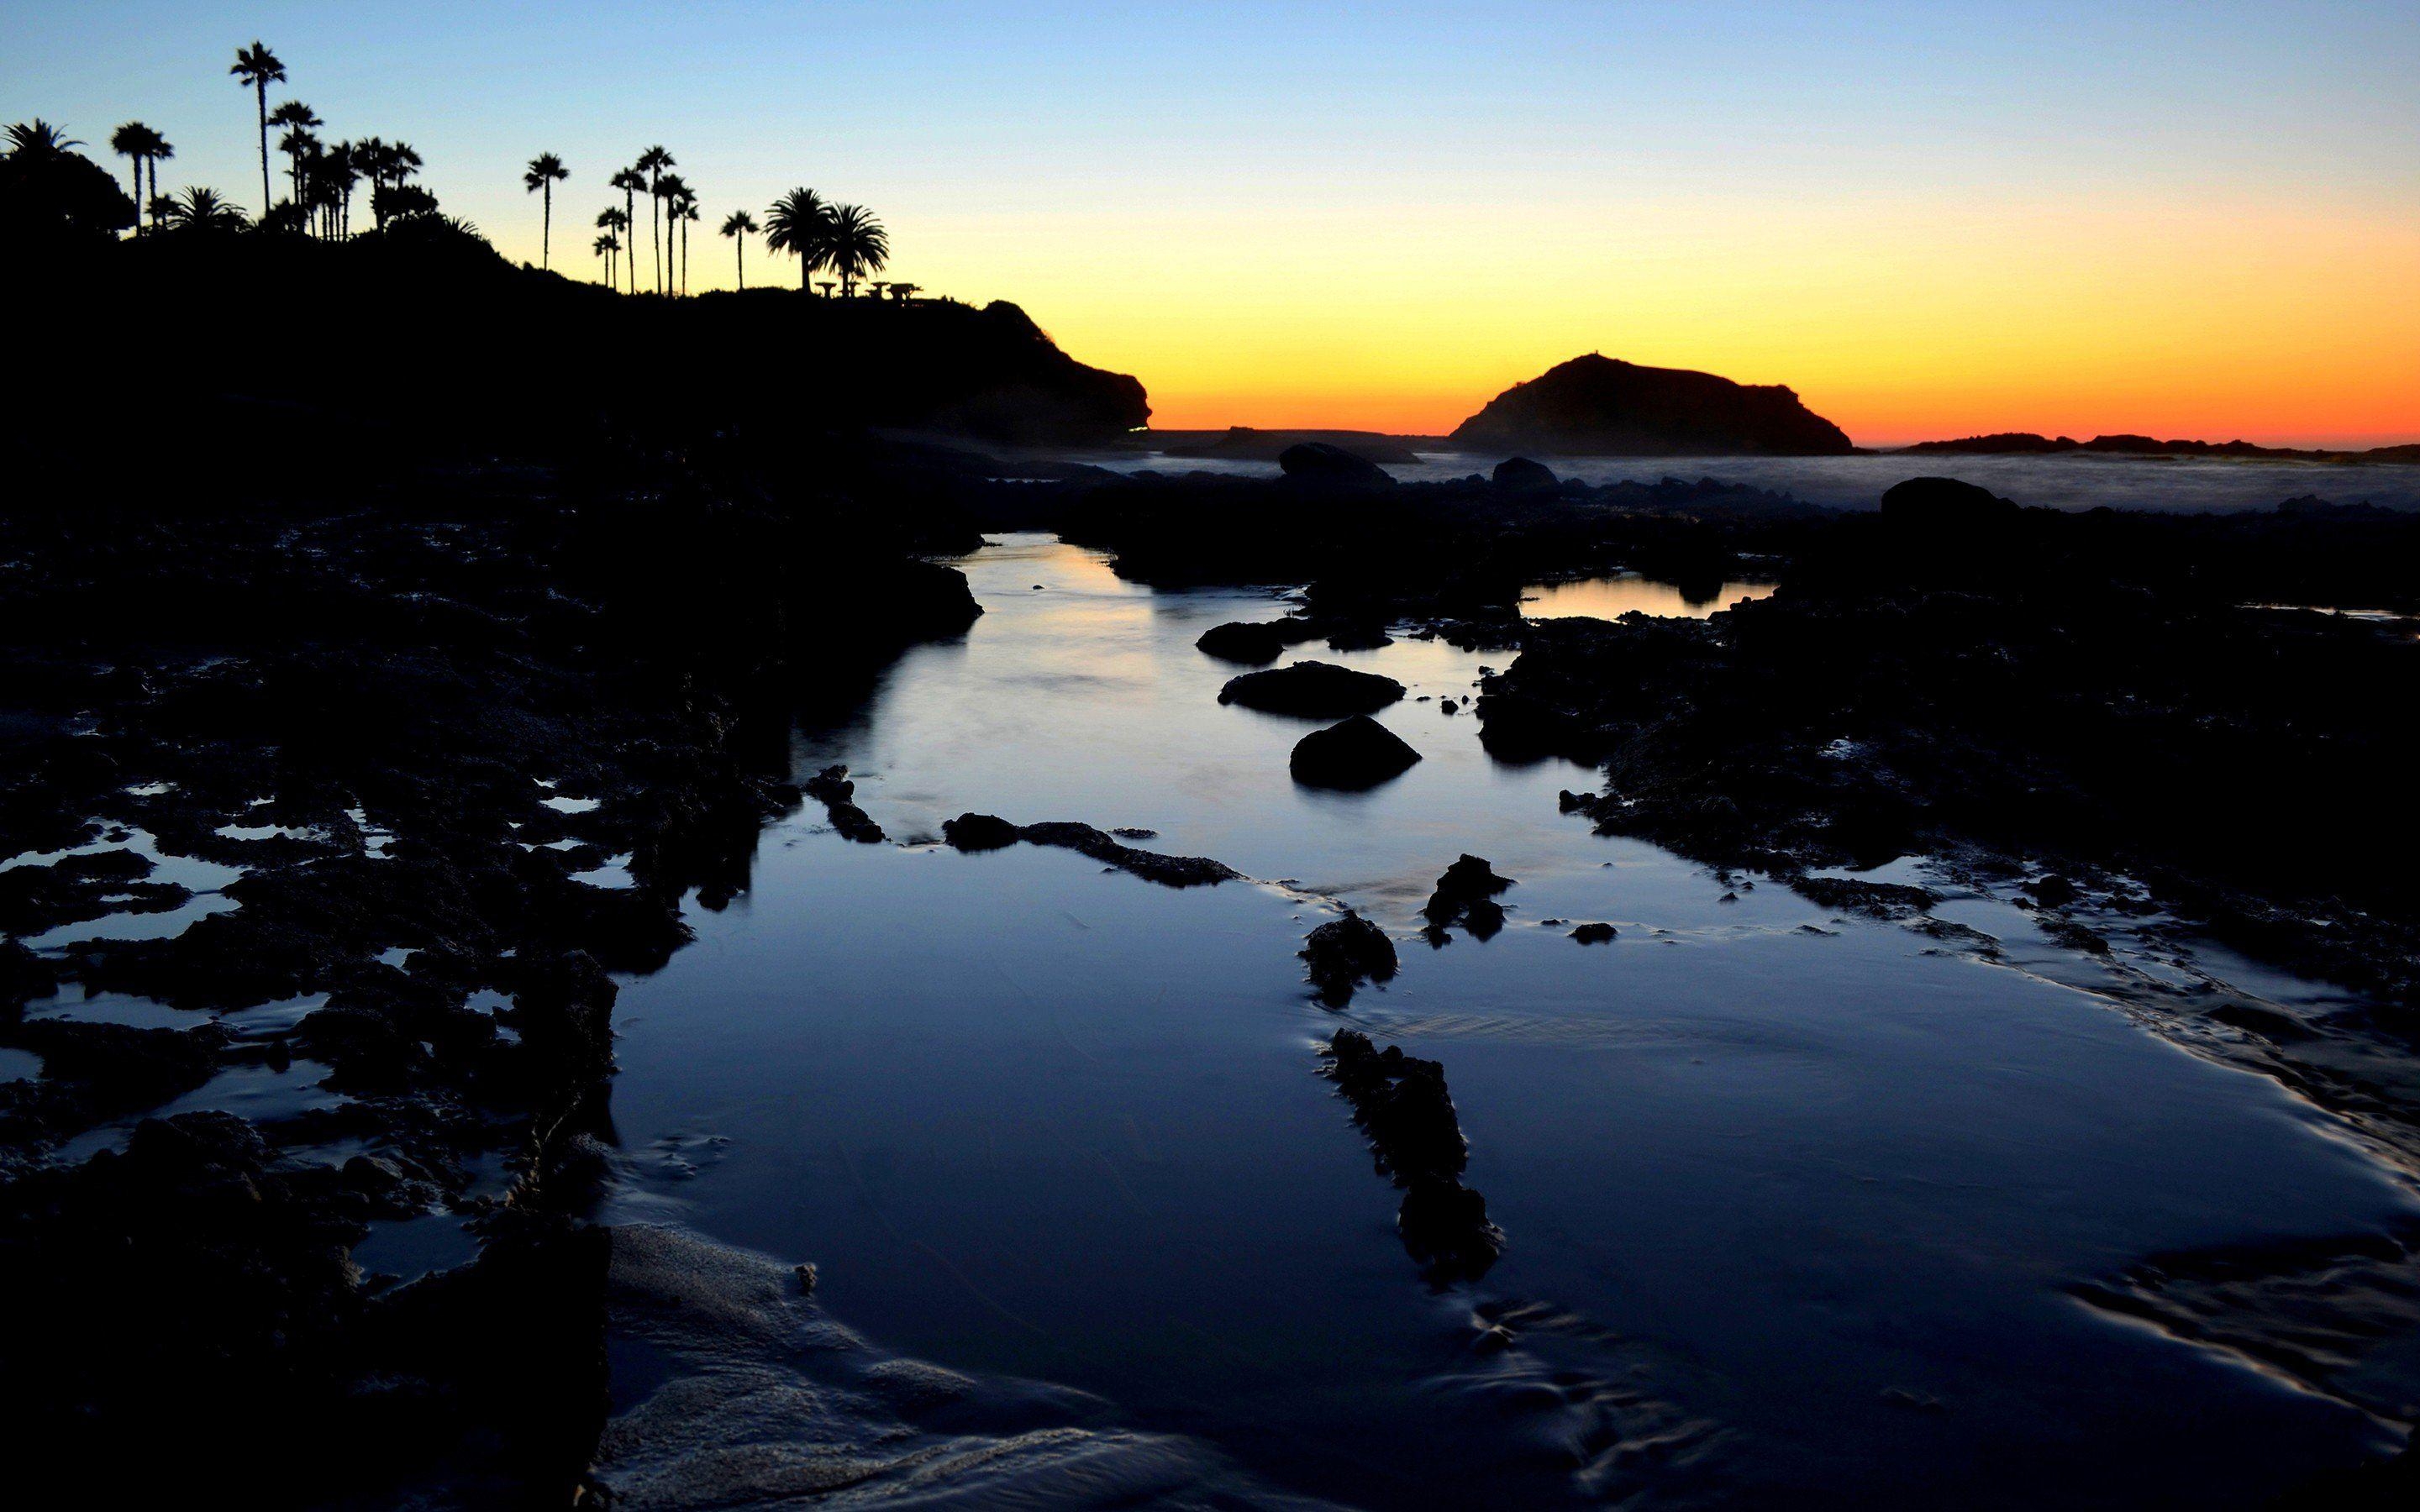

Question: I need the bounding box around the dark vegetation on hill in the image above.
[42,228,1149,448]
[1449,354,1857,457]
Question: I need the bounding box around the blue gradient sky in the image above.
[8,3,2417,440]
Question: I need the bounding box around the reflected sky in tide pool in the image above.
[603,535,2419,1509]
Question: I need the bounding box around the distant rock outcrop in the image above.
[1902,432,2420,464]
[1449,354,1854,457]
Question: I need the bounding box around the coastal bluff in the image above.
[1449,354,1854,457]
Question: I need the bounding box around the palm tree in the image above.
[593,230,620,286]
[656,176,695,295]
[145,131,174,234]
[655,171,690,293]
[161,186,246,234]
[596,204,629,289]
[608,167,646,294]
[4,119,82,156]
[523,151,569,269]
[266,100,320,215]
[229,42,286,222]
[719,209,758,290]
[635,145,673,293]
[764,187,833,293]
[109,123,157,235]
[823,204,889,297]
[322,141,358,238]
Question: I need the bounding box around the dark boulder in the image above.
[1302,911,1397,1005]
[1876,476,2023,540]
[1219,660,1405,717]
[1570,921,1617,945]
[942,813,1020,852]
[1292,716,1421,790]
[1491,456,1559,496]
[1277,442,1396,492]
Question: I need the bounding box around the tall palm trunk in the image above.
[126,156,144,234]
[255,81,271,219]
[681,218,689,296]
[650,186,662,294]
[541,182,552,268]
[735,236,744,291]
[625,186,639,294]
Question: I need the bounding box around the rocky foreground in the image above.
[0,412,986,1501]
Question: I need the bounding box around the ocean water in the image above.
[1081,449,2420,514]
[599,534,2420,1509]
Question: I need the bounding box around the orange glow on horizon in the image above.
[855,188,2420,449]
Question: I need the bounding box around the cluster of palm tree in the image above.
[34,37,913,298]
[763,189,891,296]
[226,41,433,238]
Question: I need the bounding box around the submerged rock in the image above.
[1302,911,1397,1005]
[942,814,1239,887]
[1218,660,1405,717]
[1291,716,1421,790]
[1570,922,1617,945]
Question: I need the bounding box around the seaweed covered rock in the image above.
[1291,716,1421,790]
[1218,661,1405,717]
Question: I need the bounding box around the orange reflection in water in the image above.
[1520,575,1775,621]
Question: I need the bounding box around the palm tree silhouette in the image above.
[108,123,159,236]
[823,203,889,297]
[596,205,629,289]
[594,230,620,286]
[322,141,357,238]
[635,145,674,293]
[229,42,286,223]
[765,187,833,293]
[720,209,759,289]
[144,131,173,235]
[609,167,646,294]
[655,172,692,293]
[523,152,570,269]
[161,186,246,234]
[266,100,321,215]
[5,119,82,155]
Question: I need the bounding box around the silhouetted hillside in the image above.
[1449,354,1855,456]
[39,228,1148,448]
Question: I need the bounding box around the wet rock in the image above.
[1570,922,1617,945]
[1791,876,1942,918]
[1277,442,1396,492]
[942,813,1020,852]
[1218,660,1405,717]
[1423,854,1514,942]
[1196,621,1292,664]
[1291,716,1421,790]
[1302,911,1397,1005]
[1320,1029,1502,1285]
[2025,874,2081,908]
[1014,822,1239,888]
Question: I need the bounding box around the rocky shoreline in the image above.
[0,425,983,1501]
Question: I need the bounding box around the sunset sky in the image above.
[9,2,2417,444]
